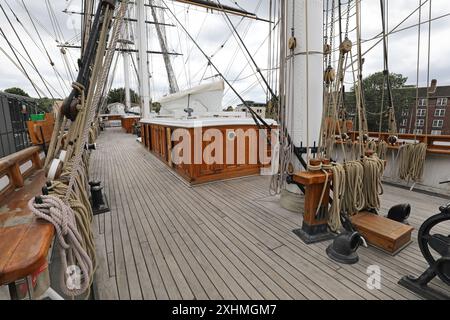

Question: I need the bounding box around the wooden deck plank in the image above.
[116,152,223,301]
[111,147,157,300]
[113,146,201,300]
[90,129,450,300]
[107,144,181,300]
[119,148,248,300]
[202,181,423,299]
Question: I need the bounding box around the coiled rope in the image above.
[342,160,365,216]
[377,140,388,160]
[398,142,427,183]
[328,163,346,232]
[362,155,385,211]
[28,2,128,297]
[28,196,93,297]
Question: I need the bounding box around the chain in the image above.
[345,0,352,39]
[328,0,336,67]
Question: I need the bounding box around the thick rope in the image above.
[342,160,365,216]
[28,3,128,298]
[398,142,427,182]
[362,155,385,211]
[328,163,346,232]
[377,140,388,160]
[28,196,93,297]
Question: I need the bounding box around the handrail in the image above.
[0,146,44,204]
[345,132,450,155]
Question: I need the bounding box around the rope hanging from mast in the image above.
[28,0,128,298]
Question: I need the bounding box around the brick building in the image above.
[399,85,450,135]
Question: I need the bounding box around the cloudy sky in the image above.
[0,0,449,107]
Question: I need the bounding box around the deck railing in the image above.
[347,132,450,155]
[0,146,45,203]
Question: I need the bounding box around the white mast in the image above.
[285,0,324,194]
[121,15,132,110]
[123,51,132,109]
[136,0,151,118]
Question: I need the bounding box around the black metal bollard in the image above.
[89,181,110,215]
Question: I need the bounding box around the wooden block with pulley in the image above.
[292,161,335,244]
[350,212,414,255]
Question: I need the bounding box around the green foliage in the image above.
[224,106,234,112]
[152,102,161,113]
[4,87,30,97]
[345,72,415,132]
[37,97,56,113]
[107,87,140,105]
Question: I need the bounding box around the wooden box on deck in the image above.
[351,212,413,255]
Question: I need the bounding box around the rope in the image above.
[306,162,331,218]
[28,196,93,297]
[398,142,427,182]
[362,155,385,211]
[377,140,388,160]
[343,160,365,216]
[367,140,377,152]
[27,2,128,299]
[328,162,346,232]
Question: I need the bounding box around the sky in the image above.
[0,0,449,108]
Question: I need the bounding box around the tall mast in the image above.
[122,6,132,110]
[136,0,151,117]
[123,51,132,109]
[284,0,324,193]
[150,0,179,94]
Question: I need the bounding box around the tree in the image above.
[107,87,139,105]
[152,102,161,113]
[345,72,415,132]
[224,106,234,112]
[37,98,56,113]
[4,87,30,97]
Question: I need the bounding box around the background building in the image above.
[236,101,267,119]
[399,85,450,135]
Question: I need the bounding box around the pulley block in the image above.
[324,66,336,84]
[323,43,332,55]
[339,38,353,54]
[288,37,297,50]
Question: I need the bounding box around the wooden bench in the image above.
[351,212,414,255]
[0,149,55,299]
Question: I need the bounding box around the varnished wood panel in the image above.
[142,124,272,184]
[121,117,140,134]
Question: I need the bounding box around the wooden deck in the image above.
[89,128,450,300]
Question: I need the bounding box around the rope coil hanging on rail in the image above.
[27,0,128,298]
